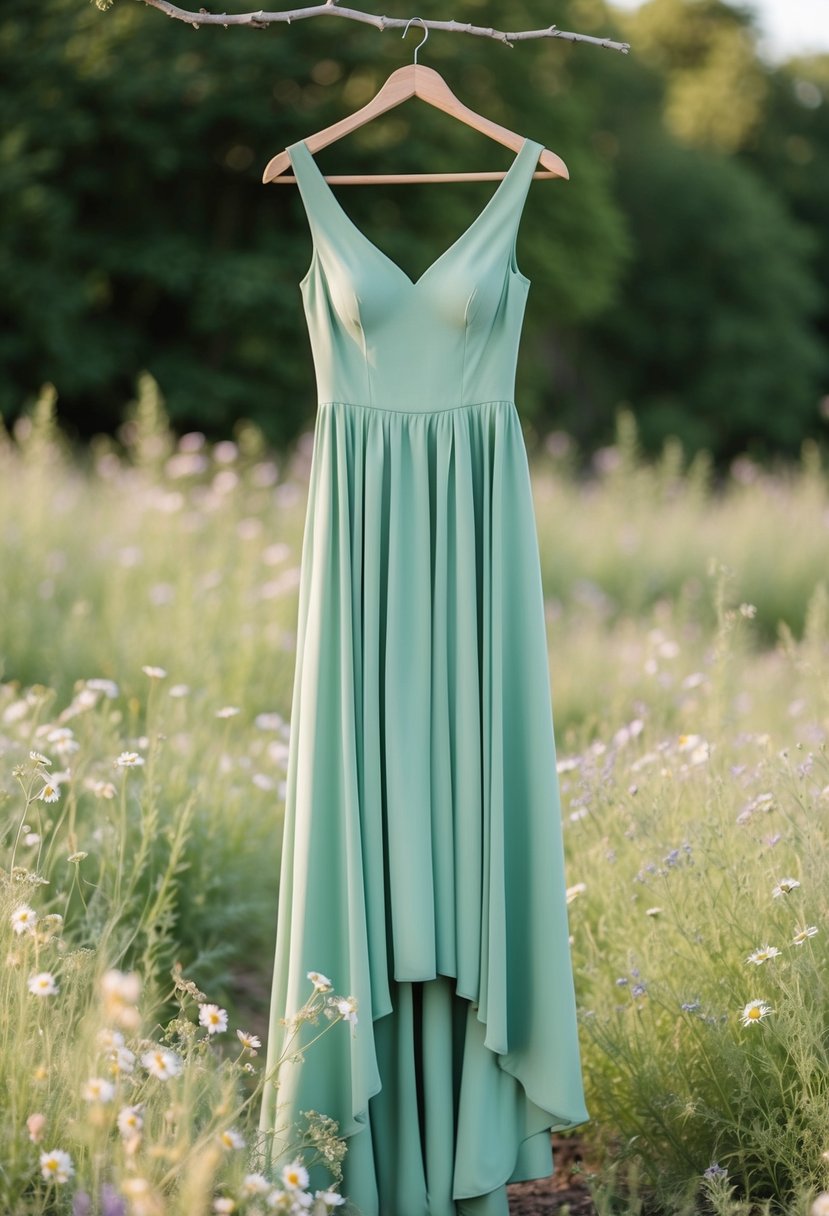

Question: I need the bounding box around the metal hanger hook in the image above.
[402,17,429,65]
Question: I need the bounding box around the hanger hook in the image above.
[401,17,429,65]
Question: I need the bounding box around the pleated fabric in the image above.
[258,133,589,1214]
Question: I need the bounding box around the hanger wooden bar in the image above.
[263,63,568,185]
[270,170,562,185]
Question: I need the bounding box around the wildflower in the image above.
[107,1045,137,1076]
[703,1162,728,1179]
[68,852,88,863]
[28,971,59,997]
[214,1200,236,1214]
[38,783,60,803]
[281,1161,310,1191]
[566,882,587,903]
[811,1194,829,1216]
[24,832,41,845]
[632,983,647,997]
[645,906,662,916]
[199,1004,228,1034]
[739,603,757,618]
[681,1000,701,1012]
[141,666,167,679]
[117,1106,144,1136]
[86,678,120,698]
[11,904,38,935]
[334,996,358,1025]
[101,969,142,1004]
[772,877,800,897]
[86,779,117,799]
[307,971,333,992]
[745,945,781,965]
[115,751,145,768]
[792,925,819,945]
[241,1175,271,1197]
[215,706,241,719]
[98,1027,125,1049]
[40,1148,74,1183]
[29,751,52,766]
[236,1029,261,1052]
[677,734,702,751]
[740,999,773,1027]
[218,1128,246,1150]
[315,1192,346,1209]
[81,1076,116,1104]
[46,727,74,744]
[169,684,190,697]
[27,1112,46,1142]
[141,1047,183,1080]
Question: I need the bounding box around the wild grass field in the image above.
[2,376,829,1216]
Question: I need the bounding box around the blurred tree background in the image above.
[0,0,827,465]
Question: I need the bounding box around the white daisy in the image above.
[39,1148,74,1183]
[792,925,819,945]
[141,1047,183,1080]
[38,783,60,803]
[28,971,59,997]
[218,1128,245,1150]
[199,1003,228,1034]
[86,679,120,698]
[81,1077,115,1104]
[745,945,781,965]
[740,999,773,1027]
[108,1045,137,1075]
[215,706,241,719]
[772,877,801,897]
[11,904,38,935]
[236,1029,261,1051]
[117,1105,144,1136]
[141,666,167,679]
[213,1200,236,1214]
[29,751,52,767]
[334,996,358,1026]
[241,1174,271,1197]
[115,751,145,768]
[307,971,333,992]
[281,1161,310,1191]
[101,968,142,1003]
[315,1191,346,1208]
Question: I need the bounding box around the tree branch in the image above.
[135,0,630,54]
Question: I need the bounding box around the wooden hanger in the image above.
[262,18,568,185]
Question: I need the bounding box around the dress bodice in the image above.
[286,136,545,413]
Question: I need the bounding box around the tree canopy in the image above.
[1,0,826,464]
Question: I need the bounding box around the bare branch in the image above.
[137,0,631,53]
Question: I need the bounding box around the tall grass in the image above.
[2,374,829,1213]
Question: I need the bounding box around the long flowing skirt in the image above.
[257,399,589,1215]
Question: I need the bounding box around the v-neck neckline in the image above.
[293,137,534,290]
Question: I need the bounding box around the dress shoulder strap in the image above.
[286,140,344,239]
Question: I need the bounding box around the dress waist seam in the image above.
[317,398,517,416]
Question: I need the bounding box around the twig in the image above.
[138,0,631,53]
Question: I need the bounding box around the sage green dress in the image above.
[258,135,590,1215]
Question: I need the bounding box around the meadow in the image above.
[1,375,829,1216]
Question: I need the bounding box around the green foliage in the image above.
[0,0,626,449]
[1,0,827,463]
